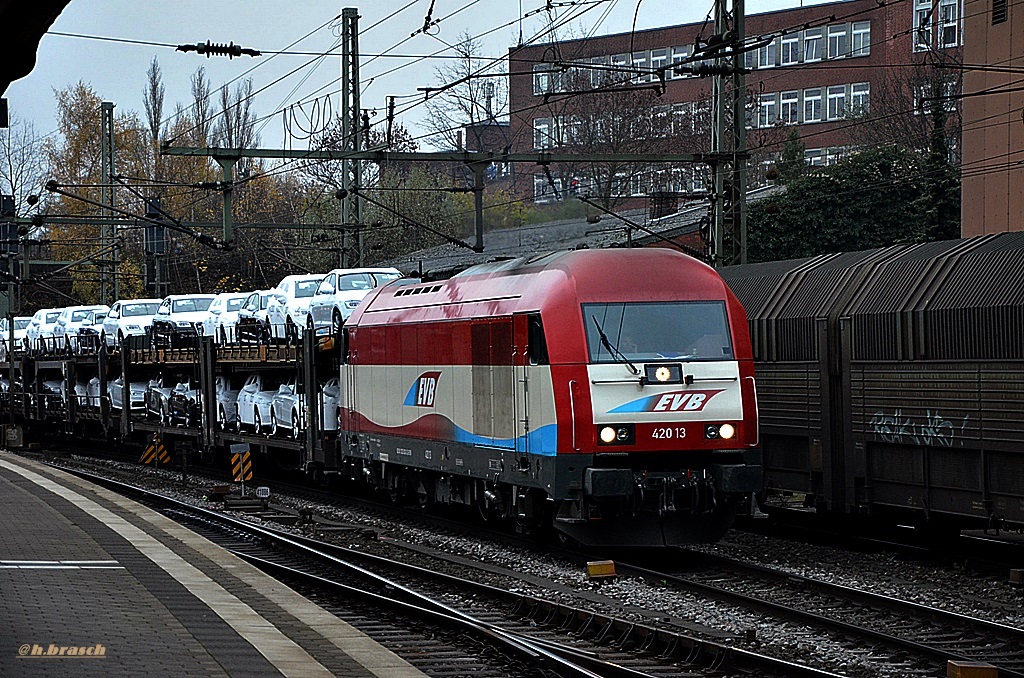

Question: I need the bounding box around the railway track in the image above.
[618,551,1024,677]
[59,465,844,678]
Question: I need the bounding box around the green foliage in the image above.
[522,198,589,225]
[776,128,805,185]
[748,146,953,262]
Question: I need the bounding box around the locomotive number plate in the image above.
[651,426,687,440]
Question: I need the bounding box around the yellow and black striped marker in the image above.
[231,450,252,482]
[140,435,171,465]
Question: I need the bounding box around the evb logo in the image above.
[404,371,442,407]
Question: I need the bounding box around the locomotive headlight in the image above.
[705,423,736,440]
[597,424,635,445]
[643,363,683,385]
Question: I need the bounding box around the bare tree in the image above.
[422,31,508,150]
[0,115,49,215]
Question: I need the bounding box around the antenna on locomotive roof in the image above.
[591,316,639,375]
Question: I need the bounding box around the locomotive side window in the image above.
[582,301,733,362]
[528,314,549,365]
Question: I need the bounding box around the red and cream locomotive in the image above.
[337,248,761,546]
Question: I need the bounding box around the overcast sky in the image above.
[6,0,830,150]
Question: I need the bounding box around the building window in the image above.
[851,21,871,56]
[805,149,824,166]
[758,94,778,127]
[781,36,800,65]
[803,28,822,62]
[780,91,799,123]
[589,56,609,87]
[804,88,822,122]
[850,82,870,113]
[650,48,667,80]
[632,51,650,83]
[669,46,691,79]
[993,0,1007,23]
[827,25,848,59]
[939,0,959,46]
[533,65,550,95]
[759,39,777,68]
[745,49,758,71]
[915,0,933,51]
[533,118,553,149]
[611,53,629,83]
[827,85,847,120]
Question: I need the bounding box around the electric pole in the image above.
[339,7,362,267]
[101,101,118,302]
[711,0,748,267]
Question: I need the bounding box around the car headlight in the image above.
[344,300,361,309]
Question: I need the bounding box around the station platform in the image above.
[0,451,426,677]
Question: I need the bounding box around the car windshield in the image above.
[295,280,320,298]
[582,301,734,363]
[172,298,213,313]
[376,272,401,284]
[45,312,60,323]
[14,319,29,330]
[336,273,374,291]
[225,298,245,311]
[71,310,92,321]
[123,302,159,317]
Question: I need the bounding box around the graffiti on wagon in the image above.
[868,409,969,447]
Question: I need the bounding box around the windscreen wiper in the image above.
[591,315,639,375]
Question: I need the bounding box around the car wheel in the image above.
[285,318,297,342]
[160,405,168,426]
[219,326,227,345]
[307,314,315,335]
[100,331,107,348]
[270,409,278,436]
[291,410,300,440]
[117,331,126,349]
[218,404,227,431]
[253,407,262,434]
[332,310,343,335]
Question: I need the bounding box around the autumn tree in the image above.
[41,82,150,303]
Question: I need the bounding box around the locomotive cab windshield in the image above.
[583,301,734,364]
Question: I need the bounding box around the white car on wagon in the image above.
[102,298,162,348]
[265,274,326,338]
[306,267,402,335]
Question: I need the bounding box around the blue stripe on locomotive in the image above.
[452,423,557,456]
